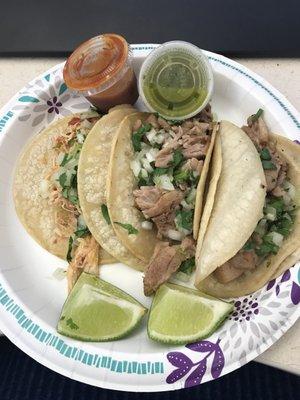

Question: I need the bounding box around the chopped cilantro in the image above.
[115,222,138,235]
[58,172,67,187]
[260,148,271,161]
[74,226,90,238]
[174,169,190,183]
[262,160,277,170]
[132,123,152,152]
[243,241,255,251]
[153,167,170,176]
[172,149,184,168]
[175,210,193,231]
[60,153,69,166]
[251,108,263,122]
[179,257,196,275]
[101,204,111,225]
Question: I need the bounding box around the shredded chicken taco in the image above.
[13,111,113,291]
[77,106,146,270]
[195,110,300,297]
[107,105,218,295]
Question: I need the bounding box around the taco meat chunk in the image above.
[144,237,195,296]
[134,187,183,218]
[67,235,99,292]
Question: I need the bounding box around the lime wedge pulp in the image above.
[57,273,147,341]
[148,283,233,344]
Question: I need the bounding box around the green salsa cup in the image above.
[139,41,214,120]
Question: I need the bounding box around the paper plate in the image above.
[0,44,299,392]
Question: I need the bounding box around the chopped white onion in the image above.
[52,268,66,281]
[140,168,148,179]
[130,159,141,177]
[141,157,154,173]
[167,229,184,241]
[145,128,157,144]
[265,206,276,221]
[181,200,193,210]
[56,152,65,165]
[186,188,197,204]
[141,221,153,230]
[283,192,291,206]
[156,133,165,144]
[76,132,85,144]
[81,119,93,129]
[269,231,284,247]
[283,181,296,200]
[153,174,175,191]
[77,214,87,229]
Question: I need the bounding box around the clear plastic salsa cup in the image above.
[63,34,138,112]
[139,41,214,120]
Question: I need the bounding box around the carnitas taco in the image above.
[107,105,217,295]
[77,105,146,270]
[13,111,113,291]
[195,110,300,297]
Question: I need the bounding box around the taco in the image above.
[77,106,146,270]
[195,111,300,297]
[107,105,218,295]
[13,111,113,291]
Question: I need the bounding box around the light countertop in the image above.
[0,57,299,375]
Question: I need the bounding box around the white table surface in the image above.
[0,57,299,375]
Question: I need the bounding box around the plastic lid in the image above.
[63,34,129,92]
[139,41,214,120]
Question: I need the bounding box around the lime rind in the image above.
[57,273,147,342]
[148,283,233,345]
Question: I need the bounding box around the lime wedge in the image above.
[57,273,147,341]
[148,283,233,344]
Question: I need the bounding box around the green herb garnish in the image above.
[262,160,277,170]
[243,241,255,251]
[174,169,190,183]
[132,123,152,152]
[260,147,271,161]
[59,172,67,187]
[152,167,170,176]
[115,222,138,235]
[251,108,263,122]
[74,226,90,238]
[172,149,184,168]
[179,257,196,275]
[101,204,111,225]
[175,210,193,231]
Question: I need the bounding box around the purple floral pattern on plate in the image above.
[166,339,224,388]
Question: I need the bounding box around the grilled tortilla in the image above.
[195,118,300,298]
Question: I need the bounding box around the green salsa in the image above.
[141,48,211,119]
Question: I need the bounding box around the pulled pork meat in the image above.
[134,187,183,237]
[214,250,258,284]
[134,187,183,218]
[143,237,195,296]
[242,115,287,193]
[67,235,99,292]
